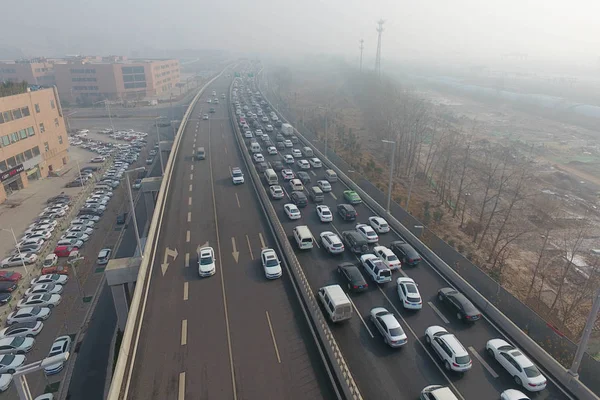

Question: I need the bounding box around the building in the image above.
[54,57,180,104]
[0,85,69,204]
[0,59,56,86]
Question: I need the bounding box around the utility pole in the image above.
[359,39,364,72]
[375,19,385,79]
[569,289,600,378]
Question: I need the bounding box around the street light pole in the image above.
[382,140,396,214]
[569,289,600,377]
[125,168,145,258]
[1,228,29,276]
[154,117,164,175]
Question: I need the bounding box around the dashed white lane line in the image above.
[349,297,374,338]
[246,234,254,260]
[178,372,185,400]
[181,319,188,345]
[183,282,189,300]
[186,230,190,243]
[189,184,192,192]
[190,165,194,171]
[330,192,337,200]
[190,173,193,180]
[265,311,281,364]
[187,212,191,222]
[310,171,316,176]
[235,193,241,208]
[468,346,499,378]
[191,149,195,156]
[224,146,228,154]
[188,197,192,206]
[428,301,450,324]
[259,232,266,249]
[185,253,190,268]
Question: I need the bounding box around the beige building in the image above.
[0,59,56,86]
[0,86,69,204]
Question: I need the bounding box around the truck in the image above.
[281,123,294,136]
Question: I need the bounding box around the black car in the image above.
[0,293,11,305]
[275,120,283,128]
[65,180,85,188]
[297,171,311,185]
[437,288,482,322]
[290,191,308,207]
[337,204,357,221]
[272,160,284,171]
[341,231,369,254]
[390,240,422,266]
[0,282,17,293]
[80,166,99,172]
[337,263,368,293]
[116,212,128,225]
[47,194,72,204]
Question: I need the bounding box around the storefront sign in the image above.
[0,164,24,182]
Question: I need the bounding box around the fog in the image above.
[1,0,599,69]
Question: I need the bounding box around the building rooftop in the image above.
[0,81,28,98]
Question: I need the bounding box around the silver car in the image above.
[0,337,35,355]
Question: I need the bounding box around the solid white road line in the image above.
[259,232,266,248]
[349,297,374,338]
[246,234,254,260]
[178,372,186,400]
[428,301,450,324]
[185,253,190,268]
[235,193,241,208]
[330,192,337,200]
[468,346,499,378]
[265,311,281,364]
[186,230,190,243]
[187,212,191,222]
[224,146,228,155]
[183,282,189,301]
[310,171,316,176]
[181,320,188,345]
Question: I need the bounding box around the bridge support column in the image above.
[106,257,141,331]
[141,177,162,226]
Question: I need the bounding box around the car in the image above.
[283,154,294,164]
[0,336,35,355]
[370,307,408,347]
[297,159,310,169]
[0,271,21,283]
[419,385,459,400]
[65,179,85,188]
[368,216,390,233]
[283,140,293,148]
[396,277,422,310]
[281,169,295,180]
[57,239,84,248]
[290,191,308,207]
[272,160,284,171]
[337,263,368,293]
[31,274,69,286]
[146,157,153,165]
[253,153,265,163]
[1,253,38,268]
[437,288,482,322]
[317,180,331,192]
[343,190,362,204]
[17,238,45,249]
[390,240,422,266]
[207,99,212,103]
[116,213,127,225]
[70,219,95,228]
[0,293,10,306]
[373,245,401,270]
[44,335,72,375]
[355,224,379,244]
[261,248,282,279]
[360,253,392,283]
[337,204,357,221]
[255,129,263,135]
[269,185,285,199]
[7,306,51,325]
[0,282,17,294]
[313,206,332,223]
[27,221,57,233]
[21,231,52,243]
[203,114,209,120]
[78,207,103,217]
[291,149,302,158]
[132,179,142,190]
[90,156,105,163]
[425,326,472,372]
[500,389,531,400]
[0,322,44,339]
[12,244,42,255]
[296,171,311,185]
[25,283,64,297]
[61,232,90,242]
[309,158,322,168]
[289,178,304,192]
[231,167,245,184]
[256,162,269,173]
[41,265,69,276]
[54,245,78,258]
[265,124,274,132]
[97,248,112,265]
[267,146,277,155]
[198,247,216,277]
[44,204,69,213]
[486,339,547,391]
[66,226,94,236]
[47,195,72,204]
[0,354,25,373]
[78,215,100,222]
[320,231,344,254]
[261,116,269,122]
[284,203,301,220]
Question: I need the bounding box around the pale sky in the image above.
[1,0,599,67]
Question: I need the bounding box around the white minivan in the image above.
[293,225,314,250]
[250,142,261,153]
[264,169,278,185]
[318,285,353,322]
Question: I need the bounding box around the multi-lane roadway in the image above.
[126,74,334,399]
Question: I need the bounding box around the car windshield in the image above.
[389,327,404,337]
[200,256,213,265]
[455,355,471,365]
[524,365,542,377]
[233,171,242,177]
[1,355,15,364]
[11,337,25,346]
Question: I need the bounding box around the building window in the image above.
[12,108,22,119]
[0,113,4,124]
[44,142,49,152]
[19,129,27,139]
[50,100,55,109]
[32,146,40,156]
[15,153,24,164]
[10,132,18,143]
[39,123,45,133]
[21,107,30,117]
[27,127,34,137]
[62,157,67,165]
[54,118,59,127]
[1,136,9,147]
[24,149,32,160]
[35,104,40,113]
[58,135,63,144]
[2,111,12,122]
[0,160,6,171]
[6,157,16,167]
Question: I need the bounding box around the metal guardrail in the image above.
[258,76,598,400]
[229,79,363,400]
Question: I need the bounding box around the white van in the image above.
[250,142,261,153]
[318,285,353,322]
[293,225,314,250]
[264,169,278,185]
[302,147,314,157]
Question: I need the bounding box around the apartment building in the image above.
[0,86,69,204]
[0,59,56,86]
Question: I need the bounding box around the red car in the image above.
[41,265,69,276]
[0,271,22,282]
[54,245,78,257]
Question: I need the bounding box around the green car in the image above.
[343,190,362,204]
[209,107,216,113]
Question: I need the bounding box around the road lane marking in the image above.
[235,193,240,208]
[330,192,337,200]
[265,311,281,363]
[246,234,254,260]
[259,232,266,248]
[188,197,192,206]
[185,253,190,267]
[224,146,228,154]
[187,212,191,222]
[468,346,499,378]
[191,149,195,156]
[349,297,374,338]
[310,171,316,176]
[183,282,189,300]
[190,173,193,180]
[178,372,185,400]
[428,301,450,324]
[181,320,188,345]
[189,184,192,192]
[190,165,194,171]
[186,230,190,243]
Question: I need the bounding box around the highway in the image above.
[235,78,573,400]
[126,73,334,399]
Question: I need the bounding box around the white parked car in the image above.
[7,307,51,325]
[61,232,90,242]
[0,354,26,373]
[296,159,310,169]
[0,322,44,339]
[425,326,472,372]
[396,277,422,310]
[284,203,301,220]
[31,274,69,286]
[44,336,72,375]
[373,245,401,270]
[38,208,66,218]
[17,237,45,249]
[316,205,333,222]
[486,339,547,391]
[317,180,332,192]
[198,247,216,277]
[1,253,38,268]
[26,222,56,234]
[261,248,282,279]
[43,254,58,268]
[368,216,390,233]
[17,294,62,309]
[0,336,35,355]
[70,219,95,228]
[320,231,344,254]
[370,307,407,347]
[0,373,12,392]
[56,239,84,248]
[22,231,52,241]
[25,283,64,297]
[355,224,379,244]
[269,185,285,199]
[67,226,94,236]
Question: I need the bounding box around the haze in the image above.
[1,0,599,69]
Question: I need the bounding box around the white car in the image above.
[360,254,392,284]
[26,221,57,233]
[70,219,95,228]
[265,124,273,132]
[317,180,332,192]
[283,140,293,148]
[18,294,62,309]
[44,335,72,375]
[43,254,58,268]
[7,307,51,325]
[231,167,245,185]
[356,224,379,244]
[281,169,295,180]
[253,153,265,163]
[255,129,263,135]
[39,208,66,217]
[31,274,69,286]
[269,185,285,199]
[67,226,94,236]
[78,215,100,222]
[22,231,51,241]
[93,190,113,198]
[370,307,407,347]
[316,205,333,222]
[320,231,344,254]
[97,248,111,265]
[261,116,269,122]
[396,277,422,310]
[486,339,547,391]
[0,354,25,374]
[1,253,38,268]
[309,158,322,168]
[198,247,216,277]
[296,159,310,169]
[420,386,459,400]
[283,154,294,164]
[425,326,472,372]
[368,216,390,233]
[57,239,84,248]
[17,237,45,249]
[0,321,44,339]
[25,283,64,297]
[244,130,253,138]
[0,336,35,355]
[44,204,69,213]
[284,203,301,220]
[500,390,530,400]
[374,245,401,270]
[0,373,12,392]
[291,149,302,158]
[261,248,282,279]
[267,146,278,155]
[289,178,304,192]
[61,232,90,242]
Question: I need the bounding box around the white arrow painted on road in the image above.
[197,241,209,254]
[232,237,239,263]
[161,247,179,276]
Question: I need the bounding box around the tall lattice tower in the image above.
[375,19,385,78]
[359,39,364,72]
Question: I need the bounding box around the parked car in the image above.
[44,336,72,375]
[7,306,51,325]
[0,282,17,294]
[0,271,22,282]
[0,337,35,355]
[31,274,68,286]
[17,294,61,309]
[0,322,44,339]
[25,283,64,297]
[0,354,26,373]
[1,253,38,268]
